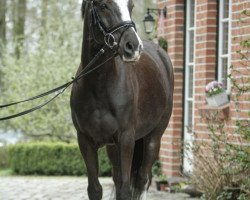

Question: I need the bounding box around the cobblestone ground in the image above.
[0,177,199,200]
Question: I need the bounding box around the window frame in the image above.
[218,0,232,93]
[183,0,196,174]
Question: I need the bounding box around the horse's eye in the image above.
[100,3,107,10]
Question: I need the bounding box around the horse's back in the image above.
[132,40,174,137]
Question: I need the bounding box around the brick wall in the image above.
[157,0,185,177]
[194,0,250,144]
[194,0,217,142]
[230,0,250,123]
[157,0,250,177]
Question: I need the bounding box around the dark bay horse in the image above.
[70,1,174,199]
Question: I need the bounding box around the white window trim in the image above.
[218,0,232,93]
[183,0,196,174]
[184,0,195,134]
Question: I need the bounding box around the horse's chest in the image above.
[77,100,119,144]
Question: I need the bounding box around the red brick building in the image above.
[156,0,250,177]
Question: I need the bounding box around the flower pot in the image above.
[156,181,168,191]
[206,91,229,107]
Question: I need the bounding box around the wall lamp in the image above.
[143,7,167,34]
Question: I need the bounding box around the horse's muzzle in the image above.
[119,28,143,62]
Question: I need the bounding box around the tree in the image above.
[0,0,6,46]
[0,0,155,142]
[13,0,27,58]
[41,0,48,36]
[0,0,7,90]
[0,0,82,142]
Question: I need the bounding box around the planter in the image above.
[206,92,229,107]
[156,181,168,191]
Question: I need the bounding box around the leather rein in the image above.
[0,1,136,121]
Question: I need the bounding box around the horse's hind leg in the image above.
[77,133,102,200]
[132,131,162,200]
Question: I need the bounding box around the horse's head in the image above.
[82,0,143,62]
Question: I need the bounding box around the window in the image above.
[183,0,195,174]
[185,0,195,135]
[218,0,231,92]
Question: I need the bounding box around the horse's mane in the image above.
[81,0,87,18]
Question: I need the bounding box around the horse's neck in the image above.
[80,17,116,78]
[81,33,99,67]
[81,18,107,63]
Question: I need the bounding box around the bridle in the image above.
[0,0,138,121]
[88,0,136,49]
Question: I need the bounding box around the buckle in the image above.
[104,33,117,49]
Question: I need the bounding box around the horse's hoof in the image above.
[88,185,103,200]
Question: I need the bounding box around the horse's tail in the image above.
[131,138,144,188]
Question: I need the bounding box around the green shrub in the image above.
[98,148,112,176]
[8,142,112,176]
[191,10,250,199]
[0,146,10,169]
[158,37,168,52]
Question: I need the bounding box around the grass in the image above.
[0,168,14,176]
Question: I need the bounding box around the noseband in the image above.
[88,0,136,49]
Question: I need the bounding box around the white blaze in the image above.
[114,0,143,61]
[114,0,131,21]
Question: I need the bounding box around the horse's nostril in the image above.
[124,42,134,55]
[126,42,133,50]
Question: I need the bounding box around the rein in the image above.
[0,1,137,121]
[0,47,114,121]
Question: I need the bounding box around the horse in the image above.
[70,1,174,199]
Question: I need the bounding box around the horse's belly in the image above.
[134,110,167,140]
[134,80,171,139]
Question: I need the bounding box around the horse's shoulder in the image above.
[142,40,158,51]
[140,40,174,85]
[142,40,172,68]
[142,40,168,58]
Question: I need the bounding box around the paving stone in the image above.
[0,176,200,200]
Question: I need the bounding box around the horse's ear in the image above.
[81,0,86,18]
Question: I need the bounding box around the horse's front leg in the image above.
[117,129,135,200]
[107,144,121,193]
[77,132,102,200]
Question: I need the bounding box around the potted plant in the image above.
[205,81,229,107]
[155,174,168,191]
[152,160,168,191]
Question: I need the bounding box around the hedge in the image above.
[8,142,112,176]
[0,146,9,169]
